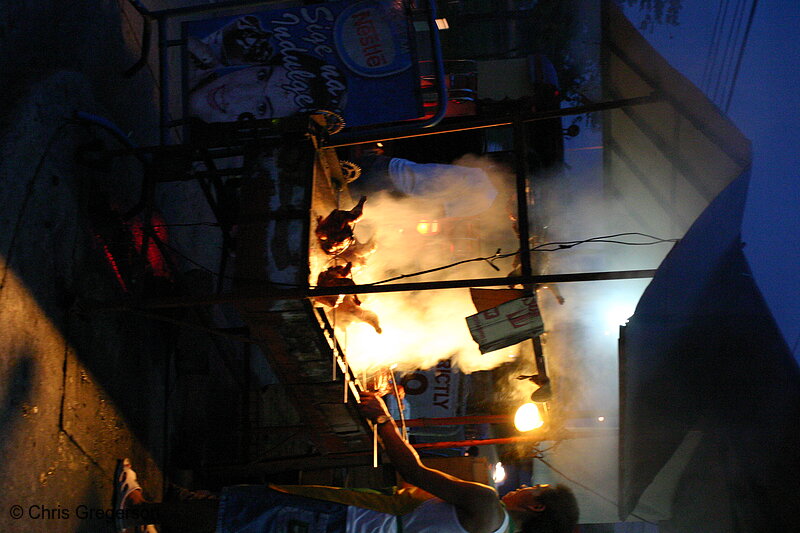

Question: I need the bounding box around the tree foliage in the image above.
[617,0,682,32]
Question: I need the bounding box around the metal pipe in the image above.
[512,117,533,294]
[404,415,513,427]
[91,269,658,311]
[158,16,169,145]
[410,435,555,450]
[327,93,659,148]
[145,0,290,19]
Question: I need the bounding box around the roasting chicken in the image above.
[315,196,367,255]
[314,261,382,334]
[333,297,382,334]
[315,262,356,308]
[336,236,376,270]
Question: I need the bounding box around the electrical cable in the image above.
[535,457,658,525]
[118,0,184,143]
[701,0,727,92]
[711,0,739,103]
[366,232,679,287]
[151,236,307,288]
[707,0,732,100]
[713,0,755,111]
[130,230,678,292]
[723,0,759,113]
[718,0,748,108]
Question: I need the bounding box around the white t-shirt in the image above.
[346,498,510,533]
[388,158,498,218]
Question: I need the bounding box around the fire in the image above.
[314,154,518,377]
[416,220,439,234]
[326,287,513,376]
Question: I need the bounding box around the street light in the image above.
[514,402,544,432]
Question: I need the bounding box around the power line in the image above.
[724,0,759,112]
[719,0,749,106]
[711,0,744,104]
[535,457,658,525]
[704,0,757,112]
[130,231,678,291]
[367,233,678,286]
[706,0,732,98]
[702,0,728,92]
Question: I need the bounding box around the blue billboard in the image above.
[183,0,422,128]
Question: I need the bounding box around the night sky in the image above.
[623,0,800,364]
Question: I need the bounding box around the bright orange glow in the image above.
[514,402,544,432]
[416,220,439,234]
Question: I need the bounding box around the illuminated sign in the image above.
[183,0,421,127]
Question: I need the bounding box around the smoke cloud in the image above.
[313,154,520,375]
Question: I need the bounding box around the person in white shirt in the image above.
[350,150,499,219]
[114,391,578,533]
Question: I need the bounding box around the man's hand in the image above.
[357,390,391,423]
[357,392,505,533]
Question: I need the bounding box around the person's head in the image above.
[220,15,273,65]
[189,54,345,123]
[502,484,579,533]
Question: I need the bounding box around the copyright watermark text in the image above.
[9,504,156,521]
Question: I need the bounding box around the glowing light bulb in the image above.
[514,402,544,432]
[493,462,506,484]
[416,220,439,234]
[597,416,605,422]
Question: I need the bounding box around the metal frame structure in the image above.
[89,0,671,474]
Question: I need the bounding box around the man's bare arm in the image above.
[358,391,505,532]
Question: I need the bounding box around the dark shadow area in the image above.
[0,355,36,454]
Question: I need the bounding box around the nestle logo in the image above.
[335,1,410,77]
[352,10,388,67]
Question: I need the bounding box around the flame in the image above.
[416,220,439,234]
[317,154,517,376]
[330,289,510,374]
[514,402,545,432]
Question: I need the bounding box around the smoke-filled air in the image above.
[312,154,522,375]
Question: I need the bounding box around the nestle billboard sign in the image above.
[184,0,421,128]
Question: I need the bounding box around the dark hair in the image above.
[519,484,579,533]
